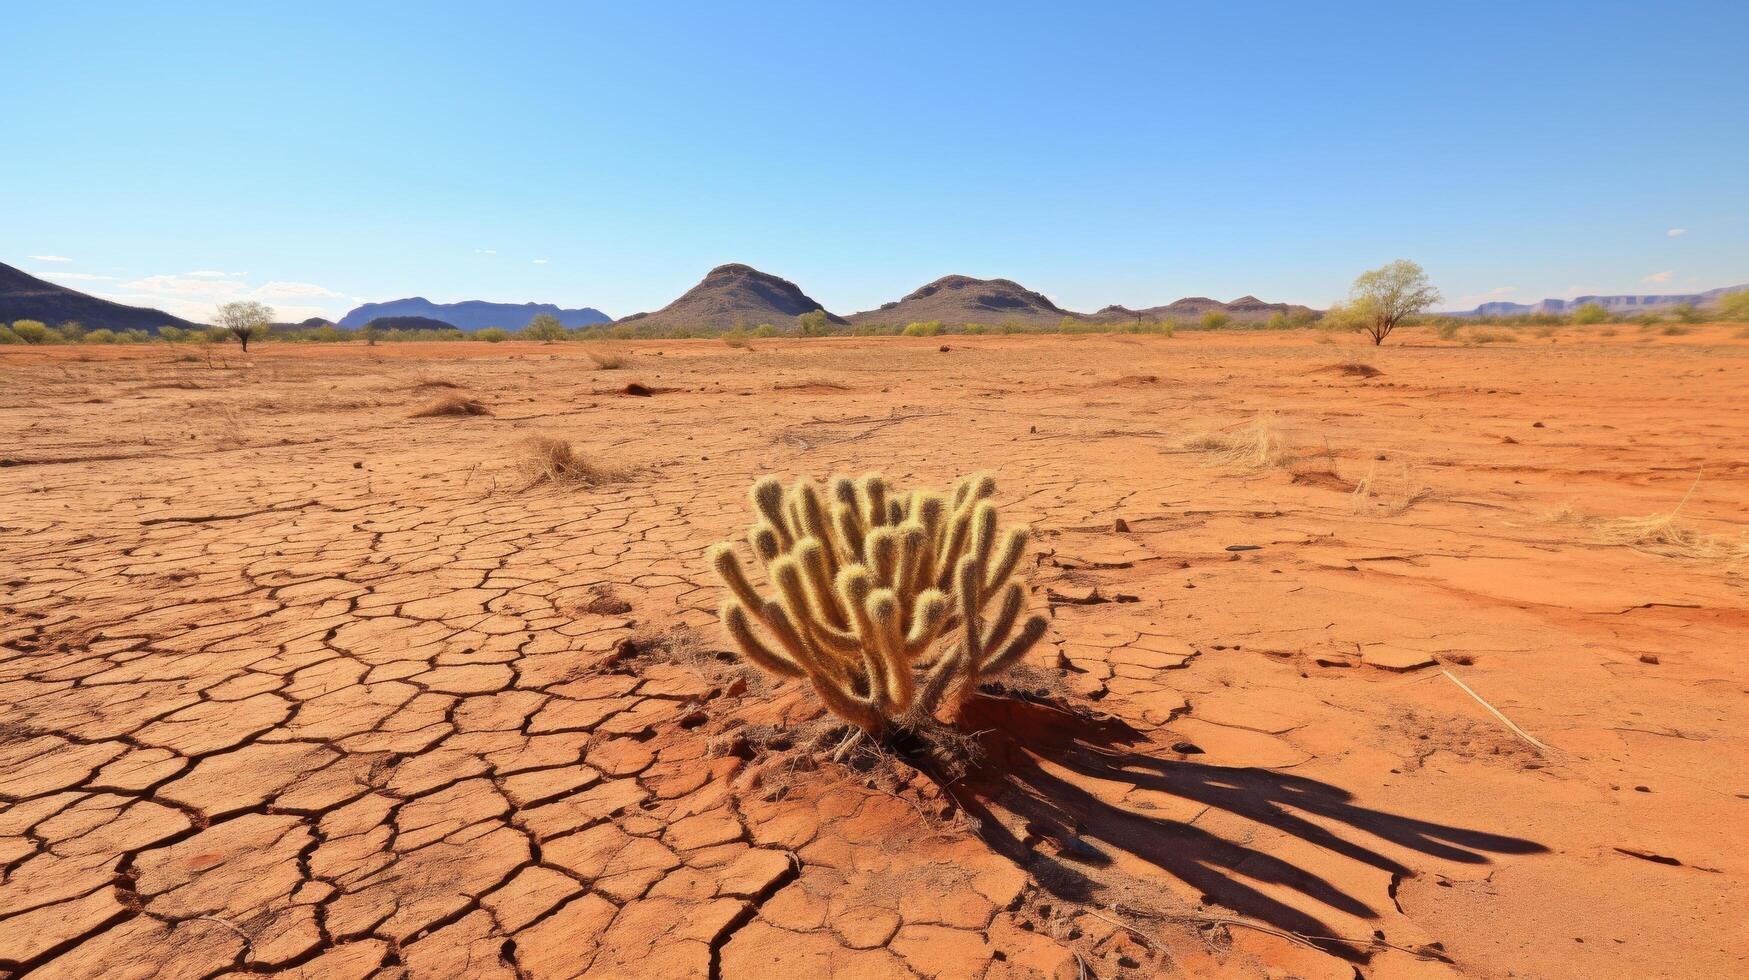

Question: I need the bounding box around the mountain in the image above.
[338,297,610,331]
[849,275,1068,326]
[0,261,198,333]
[616,263,845,331]
[363,316,460,332]
[1456,284,1748,317]
[1089,294,1318,323]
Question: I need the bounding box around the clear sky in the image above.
[5,1,1746,323]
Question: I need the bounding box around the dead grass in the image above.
[410,394,489,418]
[587,350,628,370]
[515,435,620,489]
[1312,362,1383,378]
[1351,460,1440,515]
[1174,415,1290,471]
[406,372,462,390]
[1547,478,1747,562]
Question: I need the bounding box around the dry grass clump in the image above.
[515,435,619,489]
[1174,415,1291,471]
[410,394,489,417]
[1547,479,1747,562]
[587,350,628,370]
[1466,329,1519,345]
[406,372,462,390]
[1351,460,1440,515]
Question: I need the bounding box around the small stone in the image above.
[1639,654,1660,665]
[1113,518,1130,533]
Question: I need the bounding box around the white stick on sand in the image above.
[1441,669,1554,753]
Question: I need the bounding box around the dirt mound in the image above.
[616,263,845,332]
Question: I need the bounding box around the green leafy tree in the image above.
[797,310,830,337]
[1349,260,1441,345]
[214,301,274,352]
[522,314,567,342]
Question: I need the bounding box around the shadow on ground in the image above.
[938,696,1548,961]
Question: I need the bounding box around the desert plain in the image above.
[1,328,1745,979]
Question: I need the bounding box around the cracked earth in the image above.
[2,333,1745,978]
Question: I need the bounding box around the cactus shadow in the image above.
[938,695,1547,960]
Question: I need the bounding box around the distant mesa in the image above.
[850,275,1068,326]
[363,315,460,332]
[1454,284,1749,317]
[338,297,610,332]
[0,260,198,333]
[616,263,846,331]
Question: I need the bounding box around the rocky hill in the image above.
[849,275,1069,326]
[1089,295,1317,323]
[0,261,198,333]
[339,297,609,332]
[616,264,844,331]
[362,316,461,332]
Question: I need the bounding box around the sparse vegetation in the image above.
[476,327,510,343]
[709,473,1048,740]
[1719,291,1749,321]
[11,320,49,344]
[1349,259,1441,345]
[1199,310,1231,331]
[901,320,943,337]
[410,394,490,417]
[587,349,627,369]
[516,435,617,488]
[522,314,567,343]
[1571,303,1608,324]
[1548,478,1747,562]
[215,301,273,352]
[1174,415,1290,471]
[797,310,831,337]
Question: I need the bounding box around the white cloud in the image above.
[532,258,549,265]
[93,272,350,323]
[475,248,497,255]
[1642,271,1674,283]
[254,280,344,300]
[1666,228,1687,237]
[41,272,118,282]
[28,254,71,262]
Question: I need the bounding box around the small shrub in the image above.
[962,323,987,335]
[476,327,510,343]
[1719,291,1749,322]
[411,394,490,418]
[902,320,943,337]
[753,323,777,338]
[1466,329,1518,344]
[12,320,49,344]
[1199,310,1231,331]
[1662,324,1691,336]
[1436,321,1462,340]
[0,326,21,344]
[1174,415,1290,471]
[1570,303,1609,325]
[587,349,627,369]
[797,310,831,337]
[85,328,117,344]
[1670,304,1704,324]
[516,435,617,488]
[522,314,568,343]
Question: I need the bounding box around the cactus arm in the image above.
[859,473,888,528]
[976,614,1049,679]
[710,544,767,614]
[795,539,851,631]
[753,476,793,550]
[984,525,1028,594]
[720,600,805,677]
[980,581,1024,654]
[866,588,914,711]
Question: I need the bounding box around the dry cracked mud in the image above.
[2,330,1746,978]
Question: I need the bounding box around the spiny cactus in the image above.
[710,472,1049,734]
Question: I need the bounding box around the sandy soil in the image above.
[2,328,1745,979]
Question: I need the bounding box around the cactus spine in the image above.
[711,472,1049,734]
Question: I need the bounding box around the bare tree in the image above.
[1350,260,1440,345]
[215,301,274,352]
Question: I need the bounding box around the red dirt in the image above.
[2,327,1746,978]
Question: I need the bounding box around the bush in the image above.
[1662,324,1691,336]
[1199,311,1231,331]
[1670,304,1704,324]
[0,326,20,344]
[1719,290,1749,321]
[1436,320,1462,340]
[797,310,831,337]
[56,321,87,342]
[122,329,151,343]
[753,323,777,337]
[11,320,49,344]
[85,328,117,344]
[477,328,510,343]
[902,320,943,337]
[159,326,187,343]
[962,323,987,335]
[522,314,568,342]
[1571,303,1609,324]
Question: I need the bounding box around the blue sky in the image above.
[4,1,1746,323]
